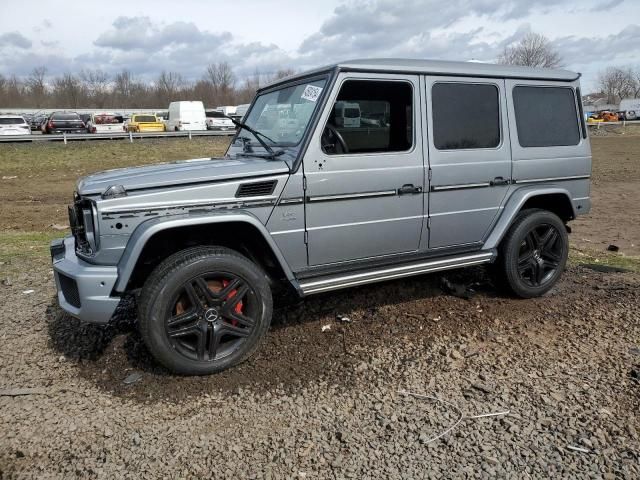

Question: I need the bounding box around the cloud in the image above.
[552,24,640,66]
[0,31,32,49]
[590,0,624,12]
[94,16,232,52]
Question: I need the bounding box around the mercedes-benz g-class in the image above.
[51,59,591,374]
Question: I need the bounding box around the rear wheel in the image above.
[138,247,272,375]
[496,209,568,298]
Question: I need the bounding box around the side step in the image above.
[298,251,495,295]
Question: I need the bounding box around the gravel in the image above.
[1,262,639,479]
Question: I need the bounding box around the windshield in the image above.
[134,115,157,123]
[242,78,327,146]
[0,117,24,125]
[52,113,80,120]
[94,115,122,124]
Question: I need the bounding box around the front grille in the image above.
[236,180,277,198]
[58,273,81,308]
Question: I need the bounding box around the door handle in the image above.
[490,177,510,186]
[397,184,422,195]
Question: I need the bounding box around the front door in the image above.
[303,73,425,266]
[425,77,512,248]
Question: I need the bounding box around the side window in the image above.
[322,80,413,155]
[432,82,500,150]
[513,86,580,147]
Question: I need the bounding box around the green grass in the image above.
[0,137,230,177]
[569,246,640,272]
[0,231,62,262]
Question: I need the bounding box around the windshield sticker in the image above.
[301,85,323,102]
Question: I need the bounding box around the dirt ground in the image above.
[0,134,639,478]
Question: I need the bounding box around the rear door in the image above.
[303,73,425,266]
[425,76,512,248]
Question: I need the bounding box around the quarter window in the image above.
[432,83,500,150]
[513,86,580,147]
[322,80,413,155]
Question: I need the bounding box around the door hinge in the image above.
[428,169,432,181]
[304,231,309,244]
[303,176,307,191]
[427,217,431,229]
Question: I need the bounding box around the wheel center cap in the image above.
[204,308,220,323]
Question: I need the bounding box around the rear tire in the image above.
[496,209,568,298]
[138,246,273,375]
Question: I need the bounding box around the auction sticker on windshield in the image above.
[301,85,323,102]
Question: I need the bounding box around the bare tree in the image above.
[156,71,185,104]
[26,67,48,108]
[80,69,109,108]
[598,67,636,103]
[497,32,562,68]
[52,73,86,108]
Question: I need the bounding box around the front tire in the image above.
[138,247,273,375]
[496,209,568,298]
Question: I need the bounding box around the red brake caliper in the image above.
[221,280,243,326]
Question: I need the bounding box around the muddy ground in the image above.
[0,134,639,478]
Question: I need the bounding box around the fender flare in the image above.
[113,211,296,292]
[482,186,576,250]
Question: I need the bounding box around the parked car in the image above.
[166,101,207,131]
[234,104,250,121]
[205,110,235,131]
[619,98,640,120]
[0,115,31,135]
[87,113,124,134]
[51,58,591,375]
[42,112,86,134]
[79,114,92,131]
[127,114,165,132]
[30,114,47,131]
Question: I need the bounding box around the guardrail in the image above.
[587,119,640,128]
[0,129,235,143]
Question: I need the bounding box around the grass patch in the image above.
[569,246,640,272]
[0,231,62,262]
[0,137,230,177]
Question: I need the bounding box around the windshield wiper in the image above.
[224,115,283,158]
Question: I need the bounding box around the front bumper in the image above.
[51,236,121,324]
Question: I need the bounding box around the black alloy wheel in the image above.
[138,246,272,375]
[165,272,257,362]
[516,223,563,288]
[496,209,569,298]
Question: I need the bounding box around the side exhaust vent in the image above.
[236,180,277,198]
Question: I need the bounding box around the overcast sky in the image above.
[1,0,639,92]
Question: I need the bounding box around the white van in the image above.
[167,101,207,131]
[334,101,361,127]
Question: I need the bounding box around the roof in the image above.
[261,58,580,90]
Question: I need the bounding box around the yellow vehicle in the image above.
[127,114,165,132]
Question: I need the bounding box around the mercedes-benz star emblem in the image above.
[204,308,220,323]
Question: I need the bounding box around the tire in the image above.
[138,246,273,375]
[495,209,568,298]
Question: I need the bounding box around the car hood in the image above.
[76,155,291,196]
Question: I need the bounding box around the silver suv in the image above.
[51,59,591,375]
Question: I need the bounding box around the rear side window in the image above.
[513,86,580,147]
[432,83,500,150]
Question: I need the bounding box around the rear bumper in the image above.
[50,237,121,324]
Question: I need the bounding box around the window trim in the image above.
[430,80,503,152]
[320,77,417,157]
[512,84,581,148]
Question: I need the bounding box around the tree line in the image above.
[0,62,295,109]
[598,67,640,104]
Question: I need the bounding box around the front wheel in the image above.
[496,209,568,298]
[138,247,273,375]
